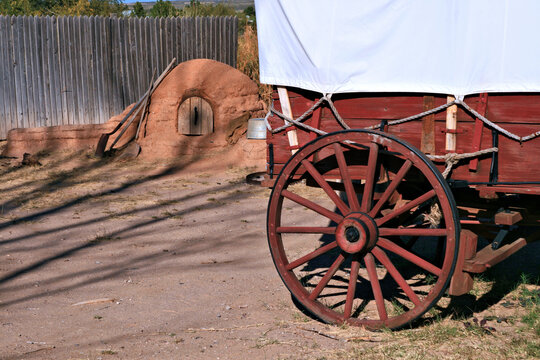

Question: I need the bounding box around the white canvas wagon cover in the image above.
[255,0,540,97]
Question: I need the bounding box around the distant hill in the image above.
[125,1,254,12]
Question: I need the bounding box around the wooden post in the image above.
[421,95,436,154]
[448,229,477,296]
[277,87,299,154]
[445,95,457,152]
[469,93,488,171]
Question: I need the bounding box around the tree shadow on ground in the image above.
[0,148,267,309]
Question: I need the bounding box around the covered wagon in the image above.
[253,0,540,329]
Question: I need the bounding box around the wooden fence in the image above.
[0,15,238,139]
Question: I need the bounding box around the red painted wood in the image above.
[285,241,338,271]
[302,159,350,215]
[308,253,345,300]
[372,246,421,306]
[369,160,412,217]
[266,88,540,189]
[364,253,388,321]
[282,189,343,223]
[344,257,361,319]
[334,143,361,212]
[378,238,442,276]
[467,93,488,171]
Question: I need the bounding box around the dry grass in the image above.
[316,277,540,360]
[237,25,273,106]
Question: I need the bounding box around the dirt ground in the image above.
[0,145,539,360]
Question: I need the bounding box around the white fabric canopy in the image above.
[255,0,540,97]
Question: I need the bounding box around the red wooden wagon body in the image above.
[261,88,540,330]
[255,1,540,329]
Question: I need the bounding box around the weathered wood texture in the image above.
[266,88,540,185]
[178,96,213,135]
[0,15,238,138]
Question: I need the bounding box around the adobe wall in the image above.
[2,59,266,165]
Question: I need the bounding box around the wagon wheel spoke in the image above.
[309,253,346,300]
[378,237,441,276]
[285,241,338,270]
[378,228,447,237]
[277,226,336,234]
[301,159,350,215]
[364,253,388,321]
[333,143,360,212]
[375,189,436,226]
[361,143,379,212]
[369,160,412,217]
[344,254,361,319]
[371,246,422,306]
[281,189,343,223]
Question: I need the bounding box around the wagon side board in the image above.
[266,88,540,188]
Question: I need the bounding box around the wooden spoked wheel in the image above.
[267,130,459,329]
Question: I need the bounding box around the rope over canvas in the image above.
[256,0,540,97]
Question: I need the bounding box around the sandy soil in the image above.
[0,148,367,360]
[0,147,538,360]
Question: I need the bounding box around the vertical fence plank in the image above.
[190,17,196,61]
[91,16,98,123]
[30,17,44,127]
[133,17,142,97]
[211,17,217,65]
[121,17,132,107]
[48,16,59,126]
[218,16,223,64]
[56,16,65,124]
[83,16,95,125]
[97,16,105,123]
[109,18,118,114]
[69,16,79,125]
[42,16,53,126]
[94,16,103,124]
[183,17,189,61]
[0,17,7,137]
[8,17,17,132]
[205,17,211,60]
[0,17,6,137]
[37,16,49,127]
[15,16,27,128]
[76,16,87,124]
[152,17,160,77]
[3,16,14,135]
[180,17,186,62]
[167,17,174,66]
[196,16,202,59]
[57,16,68,125]
[226,16,232,68]
[232,16,238,68]
[127,16,134,106]
[130,17,137,104]
[142,17,151,90]
[102,16,112,123]
[115,17,123,108]
[172,17,178,63]
[23,16,36,128]
[158,17,164,72]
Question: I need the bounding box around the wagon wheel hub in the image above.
[336,212,378,254]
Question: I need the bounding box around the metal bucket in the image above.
[246,118,267,139]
